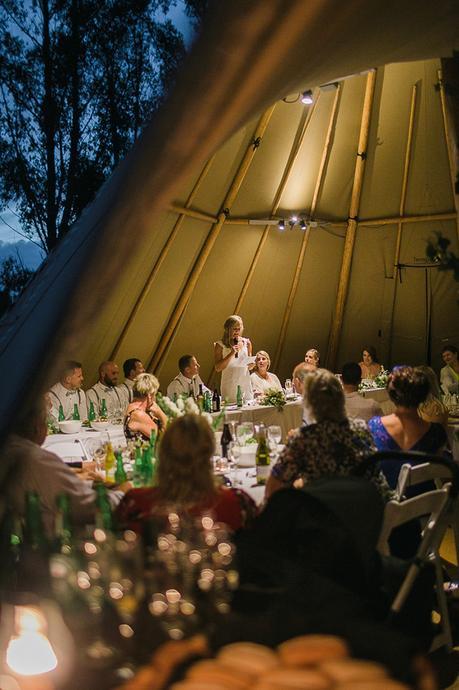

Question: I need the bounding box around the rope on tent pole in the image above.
[147,103,276,375]
[326,70,377,370]
[169,205,217,224]
[387,83,417,366]
[109,155,216,362]
[437,67,459,241]
[273,83,342,372]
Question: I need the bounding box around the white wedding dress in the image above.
[215,338,253,403]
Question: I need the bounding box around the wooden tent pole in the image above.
[147,104,276,374]
[169,204,217,224]
[437,67,459,240]
[273,84,342,371]
[359,211,456,226]
[326,71,376,370]
[387,84,417,365]
[109,156,215,362]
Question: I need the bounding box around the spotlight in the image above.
[300,219,307,230]
[278,219,285,231]
[290,215,298,223]
[301,90,313,105]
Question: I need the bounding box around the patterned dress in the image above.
[271,418,391,500]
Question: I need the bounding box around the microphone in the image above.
[233,337,239,358]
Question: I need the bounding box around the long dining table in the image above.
[213,398,304,442]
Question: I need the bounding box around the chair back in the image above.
[395,462,453,501]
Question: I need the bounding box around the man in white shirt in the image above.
[2,397,129,536]
[342,362,383,423]
[86,361,126,419]
[166,354,210,399]
[49,360,88,421]
[120,358,145,404]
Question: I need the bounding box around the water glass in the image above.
[268,425,282,446]
[284,379,293,395]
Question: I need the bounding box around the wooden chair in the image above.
[377,486,453,651]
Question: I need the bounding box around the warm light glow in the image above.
[7,632,58,675]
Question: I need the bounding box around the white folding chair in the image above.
[377,486,453,651]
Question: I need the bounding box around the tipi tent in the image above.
[0,0,458,445]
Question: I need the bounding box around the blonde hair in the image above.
[156,415,216,505]
[133,372,159,399]
[305,348,320,365]
[222,315,243,347]
[255,350,271,371]
[415,365,442,400]
[303,368,346,423]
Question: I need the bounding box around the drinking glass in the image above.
[268,425,282,446]
[236,422,254,446]
[284,379,293,396]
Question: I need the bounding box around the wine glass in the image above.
[228,442,242,487]
[268,425,282,459]
[236,422,254,446]
[284,379,293,396]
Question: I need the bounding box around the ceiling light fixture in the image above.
[301,90,313,105]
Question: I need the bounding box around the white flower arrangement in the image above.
[157,392,222,430]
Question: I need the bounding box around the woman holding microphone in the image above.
[214,314,253,403]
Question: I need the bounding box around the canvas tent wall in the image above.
[0,0,457,448]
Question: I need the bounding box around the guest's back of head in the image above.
[304,368,346,423]
[133,373,159,399]
[342,362,362,387]
[415,365,442,399]
[157,414,215,505]
[388,366,429,408]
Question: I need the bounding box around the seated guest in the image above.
[304,348,320,369]
[342,362,382,422]
[250,350,282,396]
[292,362,314,396]
[49,360,88,421]
[359,346,383,380]
[120,358,145,404]
[2,397,129,536]
[440,344,459,395]
[416,365,448,427]
[117,414,257,532]
[166,354,209,399]
[266,368,390,501]
[124,373,168,441]
[86,361,126,419]
[368,366,448,489]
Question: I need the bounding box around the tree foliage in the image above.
[0,254,33,315]
[0,0,188,253]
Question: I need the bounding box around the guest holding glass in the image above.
[214,314,253,403]
[359,346,383,380]
[368,366,448,489]
[304,348,320,370]
[116,414,257,532]
[250,350,282,397]
[440,345,459,395]
[123,373,168,442]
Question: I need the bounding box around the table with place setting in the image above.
[212,397,303,443]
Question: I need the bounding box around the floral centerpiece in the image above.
[359,369,390,391]
[156,392,225,430]
[260,388,286,411]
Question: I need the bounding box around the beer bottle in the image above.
[212,389,220,413]
[196,384,205,412]
[255,426,271,485]
[104,442,116,483]
[95,484,113,531]
[236,385,243,408]
[72,403,80,421]
[221,423,233,459]
[24,491,47,552]
[100,398,108,420]
[114,450,127,484]
[54,493,73,554]
[141,447,154,487]
[88,400,96,422]
[133,445,143,487]
[58,404,65,422]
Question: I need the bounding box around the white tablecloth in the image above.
[360,387,395,415]
[214,399,303,443]
[43,425,126,462]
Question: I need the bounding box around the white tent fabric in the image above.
[0,0,458,452]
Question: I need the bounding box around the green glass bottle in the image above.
[149,429,157,450]
[54,493,73,554]
[88,400,96,422]
[236,385,243,408]
[58,403,65,422]
[100,398,108,420]
[141,447,153,487]
[133,445,143,487]
[114,450,127,484]
[95,483,113,531]
[255,426,271,486]
[72,403,80,421]
[24,491,47,551]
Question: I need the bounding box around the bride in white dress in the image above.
[214,315,253,403]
